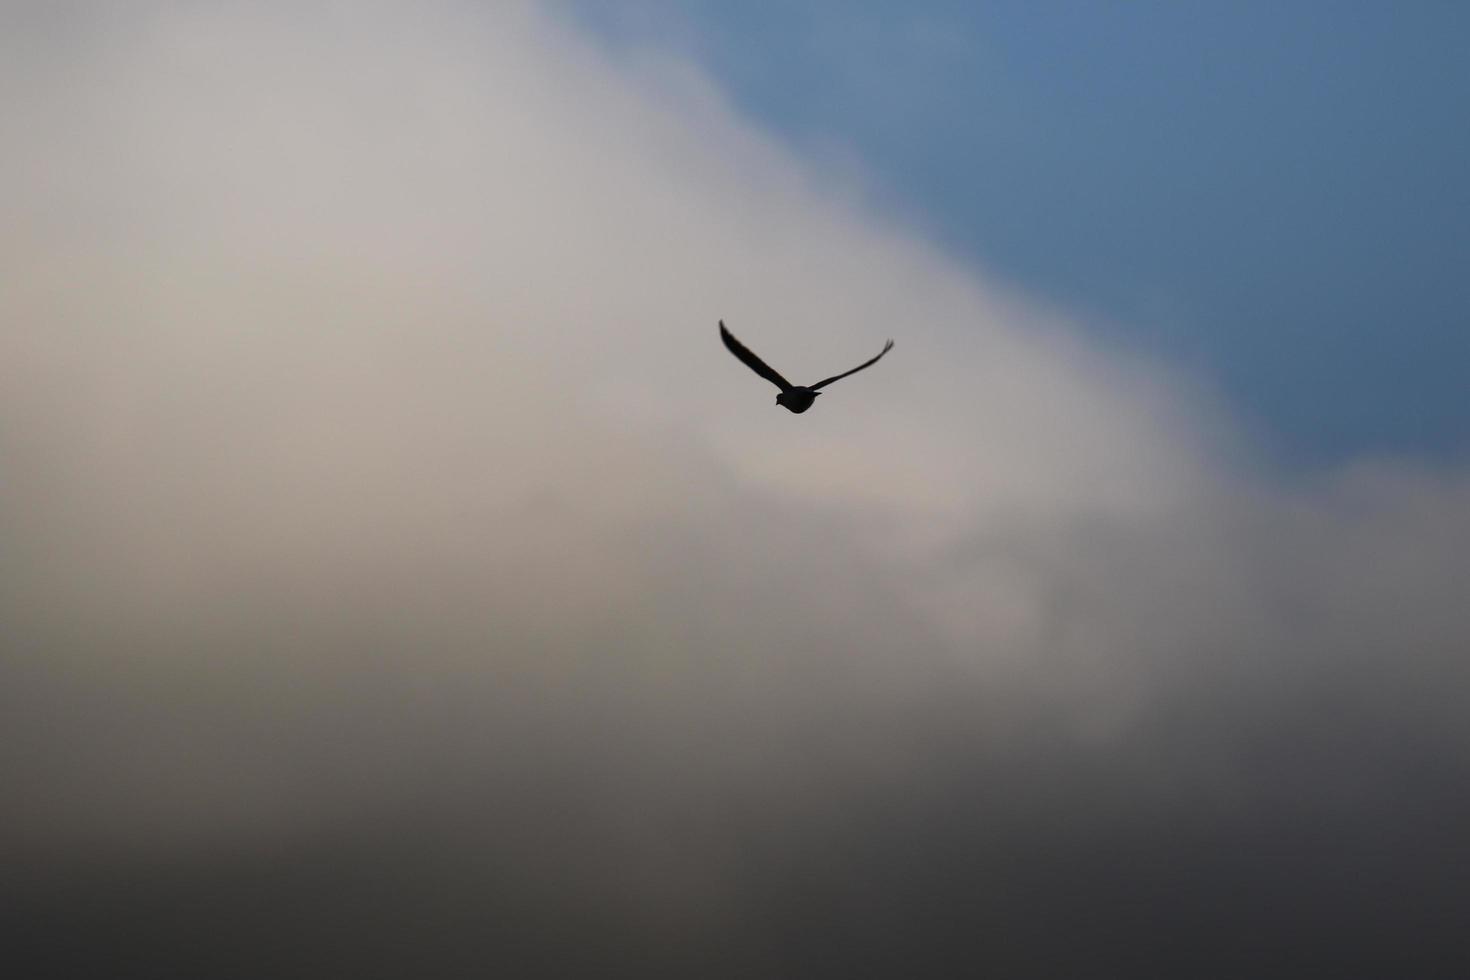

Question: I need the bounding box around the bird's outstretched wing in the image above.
[810,339,895,390]
[720,321,792,392]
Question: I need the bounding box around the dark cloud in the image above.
[2,4,1467,976]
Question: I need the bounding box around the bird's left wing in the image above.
[720,321,792,392]
[810,339,895,390]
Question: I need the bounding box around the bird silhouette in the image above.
[719,321,894,414]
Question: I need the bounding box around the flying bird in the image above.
[719,321,894,414]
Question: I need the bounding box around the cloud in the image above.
[3,4,1467,975]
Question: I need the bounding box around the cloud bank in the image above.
[3,4,1467,975]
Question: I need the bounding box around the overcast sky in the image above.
[3,4,1468,976]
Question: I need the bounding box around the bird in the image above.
[719,320,894,414]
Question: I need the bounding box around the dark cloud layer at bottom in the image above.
[9,735,1466,978]
[7,558,1467,977]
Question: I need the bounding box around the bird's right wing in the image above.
[810,339,894,390]
[720,321,792,392]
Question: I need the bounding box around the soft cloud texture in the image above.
[3,4,1467,976]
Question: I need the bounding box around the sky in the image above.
[2,3,1468,977]
[571,1,1470,465]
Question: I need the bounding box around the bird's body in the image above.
[776,387,820,414]
[719,321,893,414]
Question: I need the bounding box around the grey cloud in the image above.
[2,4,1468,976]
